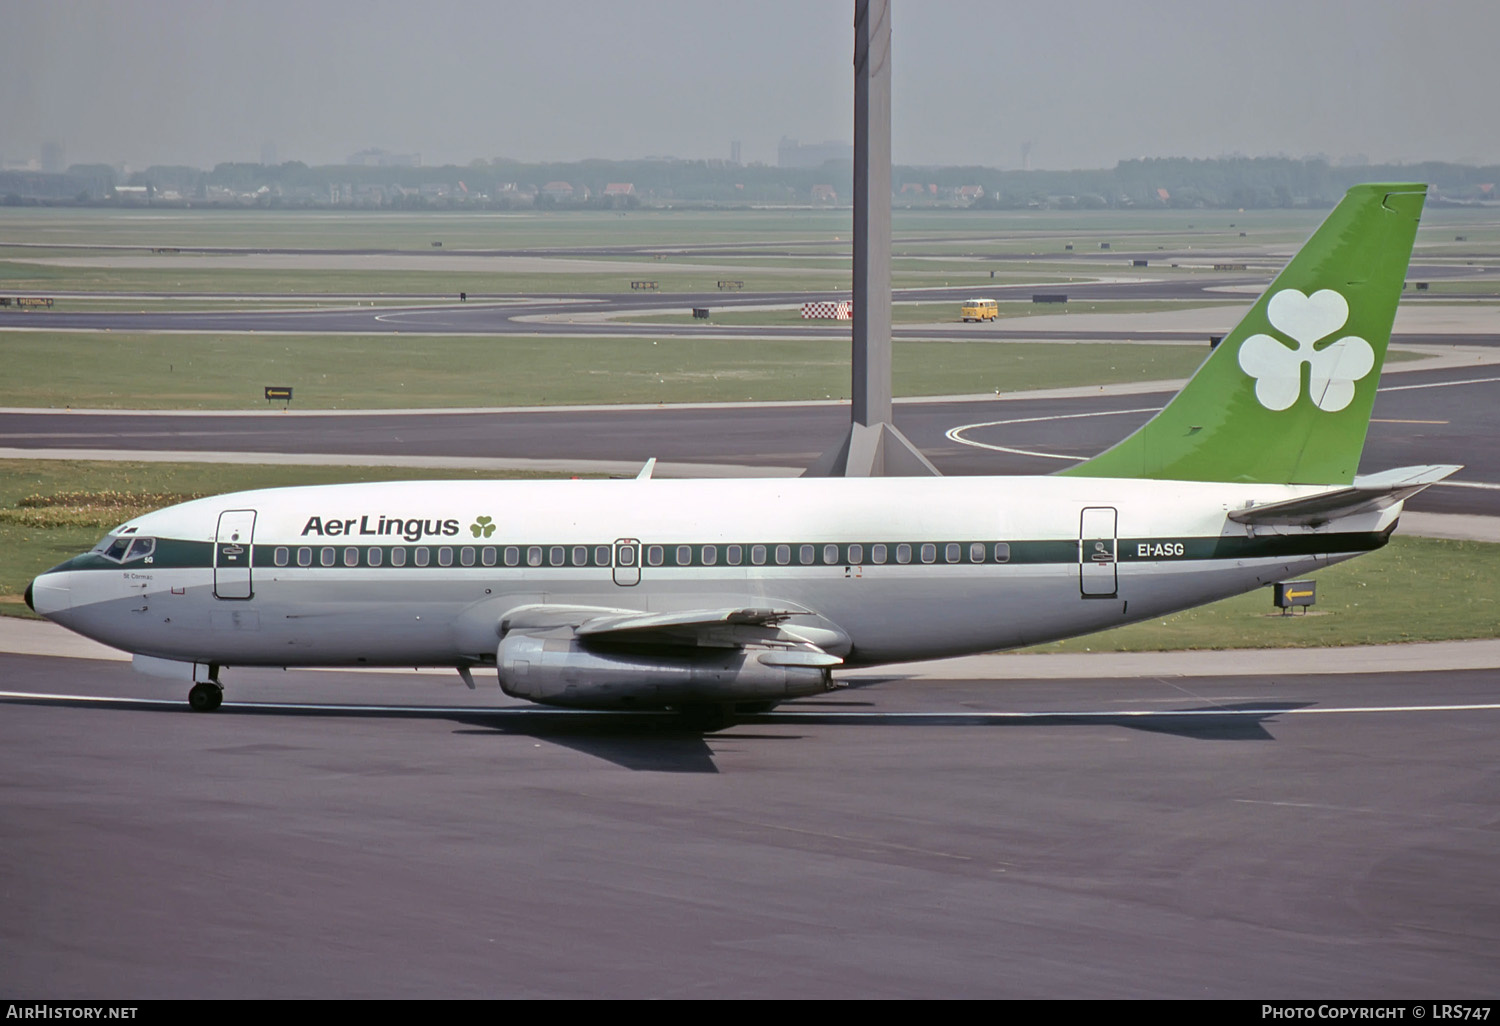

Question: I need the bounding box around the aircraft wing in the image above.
[1228,464,1462,527]
[500,603,848,662]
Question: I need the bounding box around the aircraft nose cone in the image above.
[27,572,71,617]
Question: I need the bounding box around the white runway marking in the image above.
[4,691,1499,719]
[0,690,592,714]
[945,407,1159,460]
[1378,374,1500,393]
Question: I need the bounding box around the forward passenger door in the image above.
[214,509,257,600]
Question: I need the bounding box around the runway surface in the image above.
[1,652,1496,998]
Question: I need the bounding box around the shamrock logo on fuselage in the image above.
[1237,288,1374,412]
[471,515,496,538]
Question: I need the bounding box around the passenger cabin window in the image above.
[799,545,814,565]
[527,547,542,567]
[775,545,791,565]
[920,543,936,564]
[368,547,383,567]
[343,547,358,567]
[482,547,497,567]
[702,545,717,566]
[750,545,766,566]
[572,546,587,567]
[676,545,692,566]
[438,547,453,567]
[321,547,336,567]
[414,547,430,567]
[274,547,289,567]
[297,547,312,567]
[871,544,887,564]
[823,544,839,565]
[994,542,1011,563]
[461,547,476,567]
[896,544,912,564]
[504,547,519,567]
[594,546,610,566]
[946,543,961,563]
[848,543,864,564]
[647,546,664,567]
[548,547,564,567]
[727,545,743,566]
[390,547,407,567]
[969,542,985,563]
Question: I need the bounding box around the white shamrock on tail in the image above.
[1237,289,1374,412]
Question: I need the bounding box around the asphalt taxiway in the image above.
[2,642,1497,998]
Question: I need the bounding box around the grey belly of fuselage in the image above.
[53,551,1335,671]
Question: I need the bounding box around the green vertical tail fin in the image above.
[1062,183,1426,485]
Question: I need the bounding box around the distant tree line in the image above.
[2,156,1495,210]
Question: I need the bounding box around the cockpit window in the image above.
[98,535,156,563]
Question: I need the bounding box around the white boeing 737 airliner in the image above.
[26,184,1457,720]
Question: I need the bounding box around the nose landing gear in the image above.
[187,664,224,711]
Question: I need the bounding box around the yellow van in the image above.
[961,298,998,322]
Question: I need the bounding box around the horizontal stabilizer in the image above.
[1227,464,1462,526]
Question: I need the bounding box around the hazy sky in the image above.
[3,0,1498,171]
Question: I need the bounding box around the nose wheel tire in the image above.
[188,682,223,712]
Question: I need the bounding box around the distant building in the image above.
[541,181,575,200]
[345,148,421,168]
[41,143,65,175]
[957,185,983,201]
[730,141,741,166]
[778,136,853,169]
[810,184,838,203]
[603,183,635,196]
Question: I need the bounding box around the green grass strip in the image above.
[0,332,1213,409]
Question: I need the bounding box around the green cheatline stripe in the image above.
[48,530,1391,575]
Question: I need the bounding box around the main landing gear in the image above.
[188,665,224,712]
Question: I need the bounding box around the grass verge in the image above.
[1023,535,1499,652]
[0,332,1212,408]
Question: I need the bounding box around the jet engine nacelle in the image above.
[497,633,836,710]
